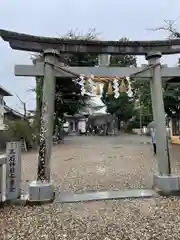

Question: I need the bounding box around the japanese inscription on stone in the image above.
[6,142,21,200]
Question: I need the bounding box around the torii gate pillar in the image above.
[146,52,170,176]
[145,52,180,194]
[29,49,59,202]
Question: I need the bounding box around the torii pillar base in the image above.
[153,174,180,195]
[29,181,54,203]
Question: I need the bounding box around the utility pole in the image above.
[139,99,143,135]
[16,94,27,119]
[138,93,143,135]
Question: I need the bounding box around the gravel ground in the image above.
[1,134,180,239]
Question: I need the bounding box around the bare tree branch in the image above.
[27,88,36,93]
[147,18,180,39]
[16,94,24,104]
[15,94,27,119]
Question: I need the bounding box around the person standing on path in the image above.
[151,128,156,155]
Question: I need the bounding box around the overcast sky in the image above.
[0,0,180,113]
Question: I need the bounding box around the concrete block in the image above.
[29,180,54,202]
[153,174,180,192]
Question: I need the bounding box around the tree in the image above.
[110,38,137,67]
[164,69,180,119]
[132,80,153,125]
[105,92,136,120]
[101,38,138,129]
[149,19,180,118]
[148,19,180,39]
[32,29,99,135]
[101,82,137,126]
[101,37,155,129]
[52,29,99,67]
[5,119,35,149]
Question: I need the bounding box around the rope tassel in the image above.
[108,82,113,95]
[96,83,101,95]
[119,79,127,93]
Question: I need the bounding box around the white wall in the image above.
[0,95,5,130]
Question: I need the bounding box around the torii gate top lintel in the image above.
[1,29,180,55]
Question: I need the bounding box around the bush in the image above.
[5,119,36,149]
[0,130,12,149]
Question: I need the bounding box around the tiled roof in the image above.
[4,104,24,118]
[0,84,12,96]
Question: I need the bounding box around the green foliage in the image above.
[101,36,156,126]
[162,57,180,117]
[132,80,153,119]
[151,23,180,118]
[101,38,137,122]
[32,77,43,132]
[60,29,99,66]
[110,38,137,67]
[32,29,99,130]
[32,30,95,139]
[102,84,136,121]
[55,78,89,118]
[5,119,35,148]
[164,82,180,117]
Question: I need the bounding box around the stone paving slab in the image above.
[57,189,158,203]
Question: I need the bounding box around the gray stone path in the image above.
[2,134,180,239]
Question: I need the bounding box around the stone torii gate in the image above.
[1,29,180,202]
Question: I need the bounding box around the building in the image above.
[65,96,106,133]
[4,104,24,120]
[0,85,23,130]
[0,85,12,130]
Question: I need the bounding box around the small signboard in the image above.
[6,142,21,200]
[20,139,27,152]
[78,120,86,133]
